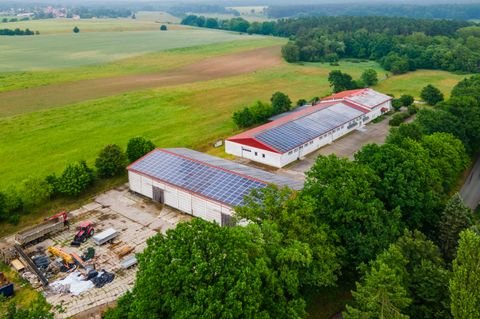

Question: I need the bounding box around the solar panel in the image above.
[255,103,364,153]
[129,150,268,207]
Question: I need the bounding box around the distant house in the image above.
[127,148,302,226]
[225,88,392,168]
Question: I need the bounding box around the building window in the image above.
[254,151,258,156]
[288,151,293,155]
[262,154,265,158]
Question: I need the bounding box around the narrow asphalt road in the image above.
[461,155,480,210]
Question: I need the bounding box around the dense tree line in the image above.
[266,3,480,20]
[0,28,37,36]
[183,15,480,74]
[0,137,154,225]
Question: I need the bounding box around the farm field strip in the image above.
[0,44,282,116]
[0,38,285,93]
[0,28,264,71]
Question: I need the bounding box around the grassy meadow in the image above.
[0,28,262,71]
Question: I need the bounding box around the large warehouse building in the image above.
[127,148,303,226]
[225,88,392,167]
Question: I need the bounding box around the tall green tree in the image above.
[120,219,308,319]
[21,177,53,208]
[303,155,402,265]
[57,161,94,197]
[421,84,444,105]
[421,133,469,193]
[344,248,411,319]
[126,137,155,163]
[282,42,300,62]
[450,229,480,319]
[360,69,379,86]
[270,92,292,114]
[355,141,442,230]
[95,144,127,178]
[236,186,341,288]
[328,70,357,93]
[438,194,473,261]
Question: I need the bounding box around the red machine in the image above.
[72,221,95,246]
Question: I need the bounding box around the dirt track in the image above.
[0,46,282,117]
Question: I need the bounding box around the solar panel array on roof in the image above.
[129,149,268,207]
[347,90,390,108]
[255,103,364,153]
[168,148,304,190]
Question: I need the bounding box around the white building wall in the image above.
[128,171,228,226]
[225,140,283,168]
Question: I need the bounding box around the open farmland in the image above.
[0,17,177,34]
[0,28,260,71]
[0,52,470,189]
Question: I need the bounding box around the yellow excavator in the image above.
[47,246,74,265]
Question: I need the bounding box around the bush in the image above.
[21,177,53,208]
[389,112,410,126]
[361,69,378,86]
[297,99,307,106]
[95,144,127,178]
[421,85,444,105]
[408,104,418,115]
[392,99,403,111]
[57,161,95,197]
[400,94,414,107]
[126,137,156,163]
[73,26,80,33]
[271,91,292,114]
[160,25,167,31]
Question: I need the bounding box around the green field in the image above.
[0,54,470,188]
[0,29,260,71]
[1,17,174,34]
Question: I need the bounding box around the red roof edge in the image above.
[227,138,281,154]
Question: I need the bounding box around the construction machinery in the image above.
[71,221,95,246]
[47,246,74,265]
[15,211,69,247]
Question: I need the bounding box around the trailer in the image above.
[15,211,69,247]
[92,228,119,246]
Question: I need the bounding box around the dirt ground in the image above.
[0,46,282,116]
[1,185,191,319]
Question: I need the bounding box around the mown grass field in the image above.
[0,28,261,71]
[0,38,284,93]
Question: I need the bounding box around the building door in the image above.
[152,186,164,204]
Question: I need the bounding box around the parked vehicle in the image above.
[15,212,69,247]
[71,221,95,246]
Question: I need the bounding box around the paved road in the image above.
[461,155,480,210]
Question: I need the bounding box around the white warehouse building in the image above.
[127,148,303,226]
[225,88,392,168]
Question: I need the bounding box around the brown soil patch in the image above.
[0,46,282,117]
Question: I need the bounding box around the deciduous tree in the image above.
[450,229,480,319]
[437,194,473,261]
[57,161,94,197]
[270,91,292,114]
[360,69,378,86]
[421,84,444,105]
[303,155,402,265]
[126,137,155,163]
[95,144,127,178]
